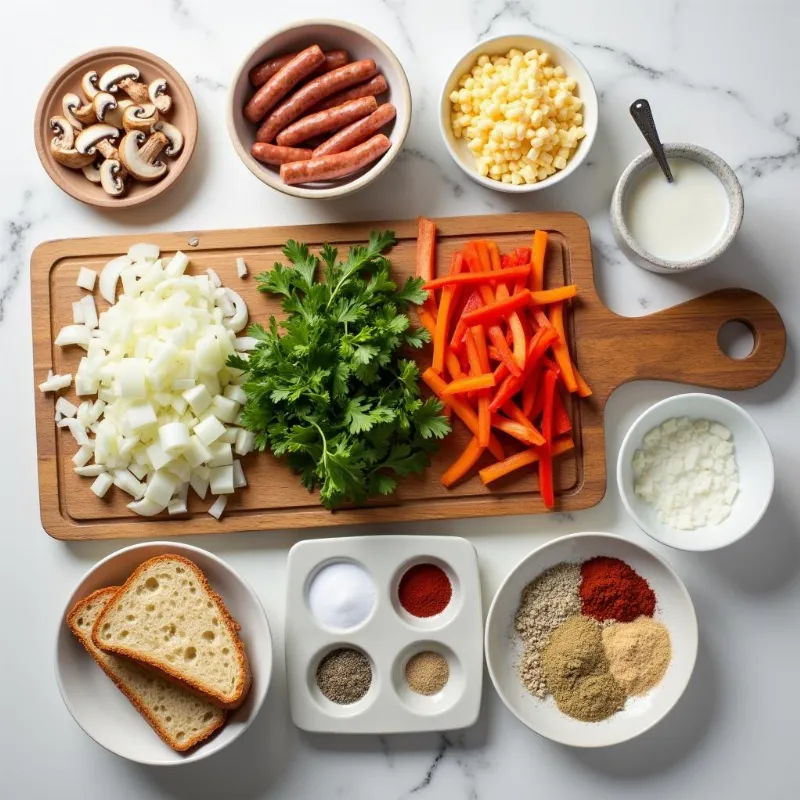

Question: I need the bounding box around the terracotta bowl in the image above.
[34,47,198,209]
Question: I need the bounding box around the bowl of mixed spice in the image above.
[485,532,698,747]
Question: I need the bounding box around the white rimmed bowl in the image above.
[485,532,697,748]
[55,541,272,766]
[617,393,773,551]
[439,34,598,193]
[228,19,411,199]
[610,144,744,273]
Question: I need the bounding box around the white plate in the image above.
[285,535,483,733]
[617,393,774,551]
[55,542,273,766]
[439,34,598,193]
[485,532,697,747]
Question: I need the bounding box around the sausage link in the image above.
[276,96,377,147]
[280,133,391,185]
[249,49,349,87]
[313,103,396,157]
[243,45,325,124]
[309,74,389,114]
[251,142,313,165]
[256,59,378,143]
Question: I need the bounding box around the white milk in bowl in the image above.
[624,158,730,262]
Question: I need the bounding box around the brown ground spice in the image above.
[542,615,626,722]
[316,648,372,704]
[602,616,672,695]
[405,651,449,695]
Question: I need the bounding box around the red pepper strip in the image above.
[538,369,558,508]
[522,364,541,417]
[488,242,503,272]
[442,372,496,395]
[441,436,485,488]
[542,356,560,375]
[494,361,510,384]
[422,368,505,460]
[548,302,578,393]
[480,436,574,486]
[460,290,532,328]
[553,392,572,435]
[472,326,491,374]
[423,265,530,291]
[488,345,502,362]
[489,327,559,413]
[533,309,552,329]
[487,327,520,376]
[530,230,547,293]
[477,396,491,447]
[432,252,464,374]
[500,400,546,445]
[465,241,497,307]
[516,247,531,265]
[574,366,593,398]
[508,312,527,370]
[464,329,482,376]
[491,414,546,448]
[529,285,578,305]
[450,290,483,353]
[473,240,493,272]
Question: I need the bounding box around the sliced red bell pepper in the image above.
[537,368,558,508]
[548,301,578,393]
[553,392,572,436]
[441,436,484,488]
[487,326,520,376]
[422,265,529,291]
[460,290,532,328]
[499,399,545,445]
[450,290,483,352]
[480,436,574,486]
[491,414,546,448]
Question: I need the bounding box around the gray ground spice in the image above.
[514,562,582,698]
[316,648,372,704]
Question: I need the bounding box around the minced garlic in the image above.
[449,48,587,185]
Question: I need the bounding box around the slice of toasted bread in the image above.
[68,587,226,752]
[91,555,250,709]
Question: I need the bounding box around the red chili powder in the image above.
[579,556,656,622]
[398,564,452,617]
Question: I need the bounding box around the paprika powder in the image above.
[579,556,655,622]
[398,563,452,617]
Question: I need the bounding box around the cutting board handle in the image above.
[609,288,786,391]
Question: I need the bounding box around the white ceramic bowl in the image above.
[439,34,598,193]
[617,393,774,551]
[485,532,697,748]
[228,19,411,199]
[55,542,272,766]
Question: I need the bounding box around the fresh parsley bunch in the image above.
[228,231,450,510]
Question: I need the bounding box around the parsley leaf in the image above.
[231,232,449,509]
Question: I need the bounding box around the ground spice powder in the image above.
[541,615,626,722]
[316,648,372,704]
[580,556,656,622]
[405,651,449,695]
[602,616,672,695]
[398,563,452,617]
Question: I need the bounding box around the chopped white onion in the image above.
[113,469,145,499]
[164,251,189,277]
[72,301,85,324]
[235,429,255,456]
[75,465,106,477]
[72,445,94,467]
[234,337,258,352]
[128,243,160,262]
[127,497,167,516]
[223,290,248,333]
[223,384,248,405]
[190,470,209,499]
[194,415,226,446]
[55,325,92,349]
[168,497,188,515]
[77,266,97,291]
[207,442,233,467]
[206,267,222,287]
[99,255,131,304]
[56,397,78,418]
[81,295,98,329]
[236,257,248,278]
[233,459,247,489]
[91,472,113,498]
[208,495,227,519]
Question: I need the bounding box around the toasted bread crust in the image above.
[67,587,226,752]
[90,555,251,709]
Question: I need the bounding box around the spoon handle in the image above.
[630,99,674,182]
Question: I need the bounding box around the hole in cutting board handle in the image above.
[718,320,755,360]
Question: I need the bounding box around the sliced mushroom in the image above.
[96,140,128,179]
[122,103,159,133]
[75,123,119,155]
[98,64,140,93]
[81,71,100,101]
[100,159,126,196]
[104,98,132,129]
[82,157,103,183]
[92,92,117,122]
[118,130,168,181]
[49,116,94,168]
[148,78,172,114]
[62,93,94,130]
[118,77,149,104]
[152,120,183,156]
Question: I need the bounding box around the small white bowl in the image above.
[485,533,697,747]
[228,19,411,199]
[439,34,598,193]
[617,393,774,551]
[55,542,272,766]
[610,144,744,273]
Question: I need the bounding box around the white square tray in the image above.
[285,535,483,734]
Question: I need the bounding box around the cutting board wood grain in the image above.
[31,213,785,540]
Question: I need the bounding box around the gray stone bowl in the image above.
[610,143,744,273]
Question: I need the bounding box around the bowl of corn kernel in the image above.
[440,35,597,191]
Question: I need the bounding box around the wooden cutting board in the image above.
[31,213,786,540]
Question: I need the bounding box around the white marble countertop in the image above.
[3,0,799,797]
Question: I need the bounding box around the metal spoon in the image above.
[630,99,673,182]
